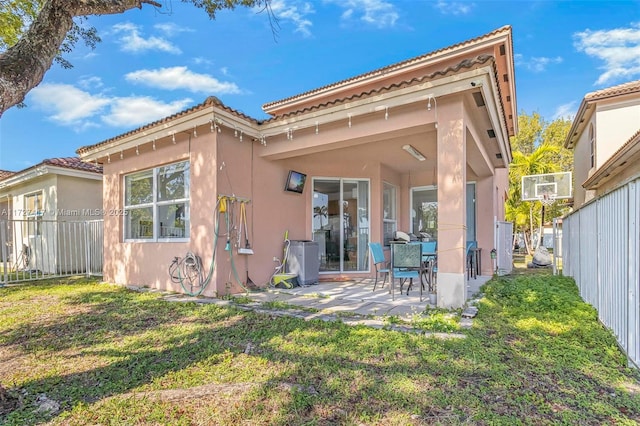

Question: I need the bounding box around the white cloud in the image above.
[324,0,398,28]
[29,84,110,126]
[102,97,193,127]
[270,0,314,37]
[515,54,563,72]
[112,22,181,54]
[125,66,241,94]
[434,1,474,15]
[574,23,640,85]
[552,101,577,120]
[193,57,213,66]
[29,83,194,130]
[77,76,104,90]
[154,22,194,37]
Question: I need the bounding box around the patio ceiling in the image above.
[261,90,501,178]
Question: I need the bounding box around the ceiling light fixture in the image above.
[402,144,426,161]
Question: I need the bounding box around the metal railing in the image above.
[0,219,103,284]
[562,178,640,368]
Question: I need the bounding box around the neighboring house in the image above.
[562,80,640,367]
[0,157,103,274]
[77,26,517,308]
[564,80,640,208]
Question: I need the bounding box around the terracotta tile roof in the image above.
[584,79,640,101]
[263,25,512,111]
[0,158,101,186]
[76,96,259,155]
[264,54,497,122]
[0,170,15,181]
[41,157,102,174]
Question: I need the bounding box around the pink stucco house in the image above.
[77,26,517,308]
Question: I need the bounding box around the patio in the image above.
[246,275,491,319]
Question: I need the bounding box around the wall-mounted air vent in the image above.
[487,129,496,138]
[496,153,503,159]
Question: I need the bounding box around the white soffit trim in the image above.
[0,166,101,190]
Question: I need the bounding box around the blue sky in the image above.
[1,0,639,171]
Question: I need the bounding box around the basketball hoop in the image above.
[539,193,557,207]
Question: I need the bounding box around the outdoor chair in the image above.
[421,241,437,292]
[368,242,390,291]
[391,242,425,300]
[466,240,477,280]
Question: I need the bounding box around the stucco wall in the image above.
[56,175,103,220]
[100,127,305,297]
[595,98,640,168]
[573,115,596,208]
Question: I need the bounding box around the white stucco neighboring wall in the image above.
[595,97,640,168]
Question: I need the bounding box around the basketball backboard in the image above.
[521,172,572,202]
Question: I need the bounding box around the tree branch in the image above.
[0,0,160,116]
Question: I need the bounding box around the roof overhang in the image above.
[78,63,512,168]
[582,129,640,190]
[0,165,102,191]
[77,27,516,167]
[263,25,517,139]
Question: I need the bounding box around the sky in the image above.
[0,0,639,172]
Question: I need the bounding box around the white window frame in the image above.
[24,191,43,237]
[123,161,190,243]
[382,182,397,246]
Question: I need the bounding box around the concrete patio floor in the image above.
[245,275,491,319]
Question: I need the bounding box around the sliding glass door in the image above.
[410,183,476,242]
[312,178,369,273]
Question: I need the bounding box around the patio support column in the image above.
[436,100,467,308]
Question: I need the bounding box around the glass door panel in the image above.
[410,182,476,242]
[313,178,369,273]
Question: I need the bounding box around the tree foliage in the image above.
[506,112,573,253]
[0,0,272,116]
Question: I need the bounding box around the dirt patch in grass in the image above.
[0,386,20,416]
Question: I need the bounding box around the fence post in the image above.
[85,221,90,278]
[1,221,7,286]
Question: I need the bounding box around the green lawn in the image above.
[0,274,639,425]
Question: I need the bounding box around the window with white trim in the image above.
[24,191,43,237]
[382,182,397,246]
[124,161,190,241]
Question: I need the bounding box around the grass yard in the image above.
[0,274,639,425]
